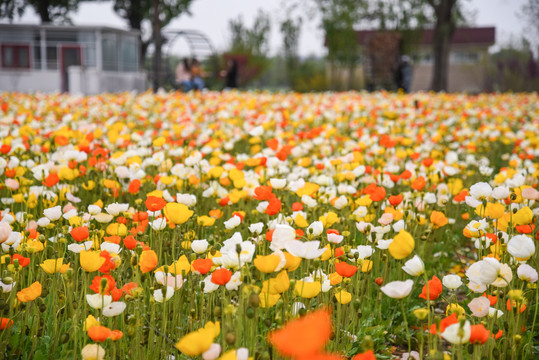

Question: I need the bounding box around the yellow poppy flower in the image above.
[254,254,281,273]
[294,280,321,298]
[40,258,63,274]
[163,203,193,225]
[80,251,106,272]
[334,289,352,304]
[175,321,220,356]
[388,230,415,260]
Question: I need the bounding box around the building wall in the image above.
[0,70,60,92]
[68,66,146,94]
[411,45,489,92]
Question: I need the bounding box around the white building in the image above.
[0,24,147,94]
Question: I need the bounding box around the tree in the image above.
[226,10,272,86]
[315,0,364,90]
[426,0,457,92]
[520,0,539,55]
[111,0,194,89]
[280,16,302,85]
[0,0,79,23]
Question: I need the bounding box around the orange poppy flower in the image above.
[352,350,376,360]
[128,179,141,194]
[469,324,490,344]
[104,235,121,244]
[211,268,232,285]
[506,299,526,313]
[88,326,112,342]
[192,259,213,275]
[419,275,443,300]
[411,176,426,191]
[268,309,332,358]
[139,250,158,273]
[335,262,358,278]
[254,186,274,201]
[122,282,138,296]
[70,226,89,242]
[145,196,166,212]
[388,194,403,207]
[44,173,59,187]
[17,282,42,302]
[0,318,13,330]
[430,211,448,228]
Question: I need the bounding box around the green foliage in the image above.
[0,0,79,23]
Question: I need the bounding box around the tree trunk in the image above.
[35,0,51,23]
[152,0,161,91]
[430,0,456,92]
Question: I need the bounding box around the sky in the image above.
[7,0,531,57]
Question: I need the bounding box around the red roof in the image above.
[355,27,495,46]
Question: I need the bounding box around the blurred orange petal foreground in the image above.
[268,309,334,358]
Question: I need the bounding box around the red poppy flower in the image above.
[211,268,232,285]
[89,275,116,295]
[335,262,358,278]
[111,287,123,301]
[388,194,403,207]
[44,173,59,187]
[128,179,141,194]
[469,324,490,344]
[265,197,282,216]
[12,254,30,268]
[419,275,443,300]
[70,226,89,242]
[192,258,213,275]
[145,196,166,212]
[266,229,275,242]
[123,235,137,250]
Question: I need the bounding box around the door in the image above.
[60,46,82,92]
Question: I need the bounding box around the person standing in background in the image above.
[220,59,238,89]
[395,55,413,93]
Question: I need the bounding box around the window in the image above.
[120,36,138,71]
[102,34,118,71]
[450,51,479,65]
[1,44,31,69]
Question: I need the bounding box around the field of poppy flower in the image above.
[0,90,538,360]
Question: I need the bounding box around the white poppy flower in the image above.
[517,264,538,282]
[102,301,127,317]
[380,279,414,299]
[401,255,424,276]
[441,321,471,344]
[468,297,490,317]
[86,294,112,309]
[44,206,62,221]
[191,239,209,254]
[442,274,462,289]
[153,287,174,302]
